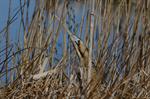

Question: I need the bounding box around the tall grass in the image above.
[0,0,150,98]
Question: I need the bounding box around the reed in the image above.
[0,0,150,98]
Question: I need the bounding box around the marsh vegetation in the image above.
[0,0,150,98]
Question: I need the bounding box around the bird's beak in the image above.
[70,35,80,44]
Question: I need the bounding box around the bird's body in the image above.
[67,31,98,83]
[70,34,89,68]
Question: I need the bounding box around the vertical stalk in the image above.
[5,0,12,84]
[88,0,95,83]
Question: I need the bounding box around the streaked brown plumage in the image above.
[69,34,89,68]
[68,33,97,82]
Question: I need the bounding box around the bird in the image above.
[68,32,100,91]
[69,34,89,68]
[64,26,98,82]
[55,15,97,83]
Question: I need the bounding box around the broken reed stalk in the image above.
[88,0,95,83]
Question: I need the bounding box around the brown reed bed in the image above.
[0,0,150,98]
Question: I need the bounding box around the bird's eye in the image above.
[75,40,80,46]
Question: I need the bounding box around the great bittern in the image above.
[55,15,97,82]
[67,31,97,82]
[69,34,89,68]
